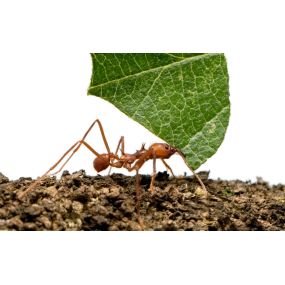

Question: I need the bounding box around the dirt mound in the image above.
[0,170,284,230]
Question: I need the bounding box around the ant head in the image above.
[151,143,177,159]
[164,144,177,155]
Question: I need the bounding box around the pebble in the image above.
[194,186,208,199]
[0,172,9,184]
[109,186,120,198]
[24,222,37,230]
[41,198,57,212]
[72,201,84,213]
[0,219,6,230]
[120,200,135,214]
[101,187,110,195]
[44,186,58,197]
[0,208,7,218]
[183,191,194,199]
[37,216,52,229]
[24,204,43,216]
[233,185,246,194]
[71,170,85,179]
[9,216,24,229]
[76,218,82,228]
[95,205,108,215]
[65,219,77,229]
[62,199,72,210]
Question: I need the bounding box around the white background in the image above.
[1,0,285,284]
[1,3,285,184]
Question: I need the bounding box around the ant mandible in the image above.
[19,119,207,224]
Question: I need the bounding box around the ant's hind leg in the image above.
[49,119,111,176]
[19,119,112,199]
[18,140,81,199]
[45,119,112,177]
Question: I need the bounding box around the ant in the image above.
[19,119,207,226]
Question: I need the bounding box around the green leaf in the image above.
[88,53,230,170]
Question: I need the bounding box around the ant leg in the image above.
[50,140,111,176]
[135,169,144,228]
[108,136,125,175]
[125,152,151,228]
[18,140,80,199]
[149,150,157,193]
[83,119,111,154]
[177,150,208,193]
[161,159,175,177]
[116,136,125,154]
[44,119,112,177]
[18,139,112,199]
[19,119,112,198]
[52,119,112,174]
[41,119,112,178]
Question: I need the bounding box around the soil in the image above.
[0,170,284,231]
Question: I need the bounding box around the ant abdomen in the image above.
[93,154,110,172]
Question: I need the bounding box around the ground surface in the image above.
[0,170,285,230]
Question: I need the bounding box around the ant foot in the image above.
[148,185,155,194]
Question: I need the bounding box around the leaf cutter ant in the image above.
[19,119,207,226]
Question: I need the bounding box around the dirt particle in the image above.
[0,172,9,184]
[233,184,246,194]
[8,216,24,229]
[194,186,208,199]
[37,216,52,229]
[120,200,135,214]
[24,204,43,216]
[0,208,7,218]
[44,186,58,197]
[62,199,72,210]
[41,198,57,212]
[183,191,194,200]
[23,222,37,230]
[109,186,121,198]
[72,201,84,214]
[100,187,110,195]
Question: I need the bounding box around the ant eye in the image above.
[165,145,169,150]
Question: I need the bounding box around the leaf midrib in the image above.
[88,53,214,93]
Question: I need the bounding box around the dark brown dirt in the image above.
[0,170,284,230]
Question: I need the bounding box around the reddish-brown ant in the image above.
[19,119,207,225]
